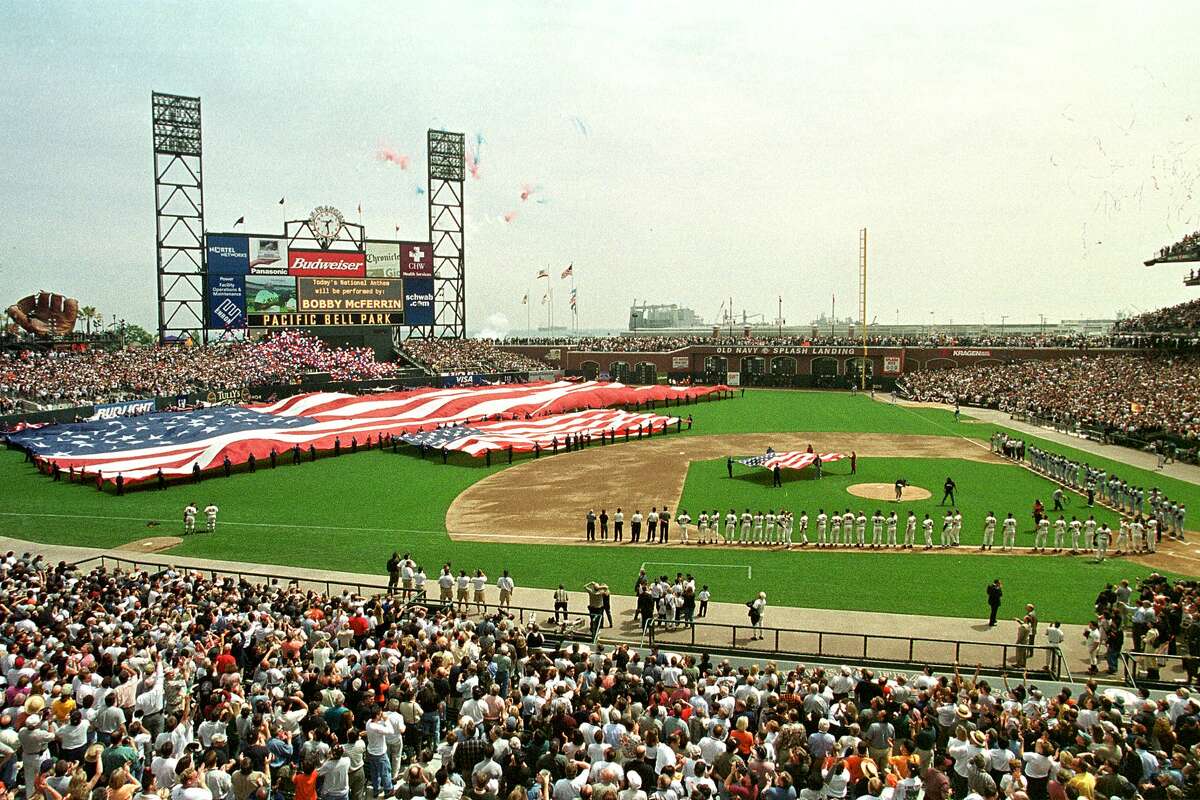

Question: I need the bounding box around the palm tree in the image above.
[80,306,96,335]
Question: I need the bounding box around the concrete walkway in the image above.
[3,536,1091,681]
[883,397,1200,486]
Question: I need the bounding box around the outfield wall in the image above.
[497,343,1152,387]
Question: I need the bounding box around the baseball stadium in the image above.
[2,6,1200,800]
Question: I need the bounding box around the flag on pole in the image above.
[536,269,549,279]
[278,197,285,205]
[233,216,245,227]
[561,264,573,279]
[541,294,548,305]
[521,294,528,305]
[357,202,363,215]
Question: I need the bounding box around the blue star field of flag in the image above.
[7,406,316,458]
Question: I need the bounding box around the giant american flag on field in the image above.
[6,380,728,484]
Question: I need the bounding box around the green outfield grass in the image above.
[0,389,1190,625]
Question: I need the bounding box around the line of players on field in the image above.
[663,507,1165,554]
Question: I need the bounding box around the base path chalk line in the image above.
[640,560,751,579]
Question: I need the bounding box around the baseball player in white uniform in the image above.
[798,511,809,546]
[871,511,884,549]
[183,502,197,535]
[817,510,829,546]
[886,511,898,548]
[904,511,917,548]
[726,509,737,544]
[830,512,842,546]
[1034,516,1049,552]
[922,514,934,549]
[855,511,867,547]
[677,510,692,544]
[203,503,219,534]
[981,512,997,550]
[1002,513,1017,550]
[1053,516,1066,552]
[740,509,752,544]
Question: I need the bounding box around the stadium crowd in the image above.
[399,341,547,376]
[0,553,1198,800]
[0,333,400,413]
[897,355,1200,442]
[1113,301,1200,335]
[1152,231,1200,261]
[1093,573,1200,682]
[506,332,1185,352]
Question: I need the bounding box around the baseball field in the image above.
[1,389,1196,624]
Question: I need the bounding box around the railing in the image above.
[1120,651,1197,690]
[70,553,400,598]
[646,618,1070,681]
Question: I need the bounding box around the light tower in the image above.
[859,227,868,389]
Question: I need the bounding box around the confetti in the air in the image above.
[519,183,542,202]
[502,211,517,223]
[376,147,410,169]
[465,132,485,179]
[568,116,590,137]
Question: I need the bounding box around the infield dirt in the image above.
[446,432,1005,543]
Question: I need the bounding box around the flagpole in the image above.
[572,271,578,333]
[526,291,531,335]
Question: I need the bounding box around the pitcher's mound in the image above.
[115,536,182,553]
[847,483,932,502]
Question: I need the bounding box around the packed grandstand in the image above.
[0,554,1195,800]
[0,335,549,414]
[897,354,1200,442]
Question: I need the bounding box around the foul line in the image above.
[640,560,751,579]
[0,511,560,542]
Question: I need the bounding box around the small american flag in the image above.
[738,450,844,471]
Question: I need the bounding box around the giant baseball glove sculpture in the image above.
[6,292,80,336]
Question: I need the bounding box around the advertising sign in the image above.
[204,388,248,406]
[397,242,434,278]
[672,356,690,369]
[297,278,404,313]
[725,371,741,386]
[246,275,298,315]
[288,250,366,277]
[248,237,287,274]
[206,235,249,274]
[207,274,246,328]
[441,374,486,388]
[246,311,405,327]
[883,355,903,374]
[403,278,435,326]
[90,399,156,420]
[365,242,403,278]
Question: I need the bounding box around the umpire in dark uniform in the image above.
[941,476,957,505]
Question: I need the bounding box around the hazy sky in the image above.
[1,2,1197,335]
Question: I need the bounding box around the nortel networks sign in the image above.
[288,250,366,278]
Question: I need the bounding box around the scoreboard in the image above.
[204,209,433,332]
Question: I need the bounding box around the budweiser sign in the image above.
[288,250,366,277]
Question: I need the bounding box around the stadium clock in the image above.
[308,206,345,248]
